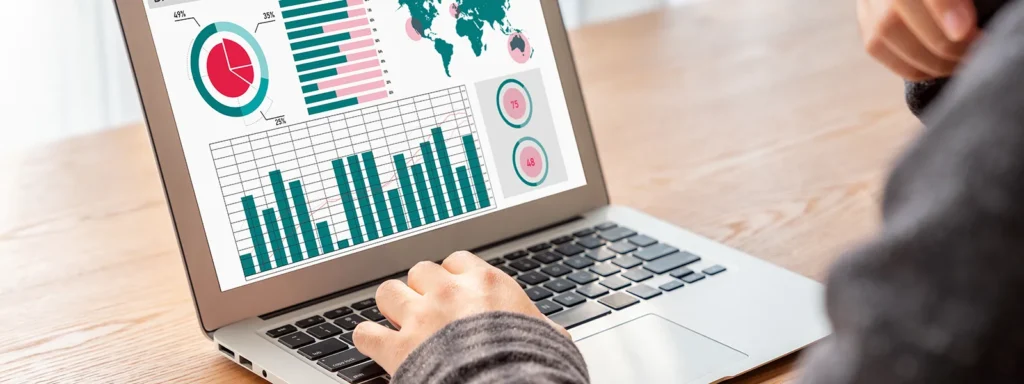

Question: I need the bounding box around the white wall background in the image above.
[0,0,697,151]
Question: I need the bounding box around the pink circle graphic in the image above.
[450,3,459,17]
[406,18,422,41]
[507,33,531,64]
[519,146,544,178]
[502,88,528,120]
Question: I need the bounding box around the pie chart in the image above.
[207,38,255,98]
[190,22,270,117]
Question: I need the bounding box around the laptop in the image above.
[114,0,830,382]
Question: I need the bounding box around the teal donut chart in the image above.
[190,22,270,117]
[496,78,533,129]
[512,137,549,187]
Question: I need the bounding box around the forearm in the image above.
[392,312,590,384]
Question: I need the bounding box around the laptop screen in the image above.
[143,0,587,291]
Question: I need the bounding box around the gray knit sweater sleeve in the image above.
[392,312,590,384]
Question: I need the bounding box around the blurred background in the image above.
[0,0,700,151]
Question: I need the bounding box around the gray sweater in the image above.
[393,1,1024,383]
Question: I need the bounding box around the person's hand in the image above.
[352,251,569,375]
[858,0,980,80]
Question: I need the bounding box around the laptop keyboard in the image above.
[260,221,727,383]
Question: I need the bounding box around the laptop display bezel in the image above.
[114,0,609,332]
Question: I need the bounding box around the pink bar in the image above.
[349,8,366,17]
[335,80,387,98]
[349,28,372,39]
[349,0,364,5]
[339,38,375,52]
[358,91,389,104]
[322,17,369,33]
[335,58,381,75]
[346,49,378,62]
[318,69,384,90]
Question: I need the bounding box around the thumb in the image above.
[352,321,402,374]
[927,0,977,41]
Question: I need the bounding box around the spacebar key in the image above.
[550,302,611,329]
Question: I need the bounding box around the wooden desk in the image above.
[0,0,918,382]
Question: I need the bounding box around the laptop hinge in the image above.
[259,215,585,320]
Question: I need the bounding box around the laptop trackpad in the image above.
[577,314,748,384]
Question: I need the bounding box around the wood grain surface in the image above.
[0,0,919,382]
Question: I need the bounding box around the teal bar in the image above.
[269,171,304,263]
[316,222,335,253]
[411,164,436,224]
[388,189,408,232]
[362,152,394,236]
[297,54,348,73]
[305,91,336,104]
[290,32,352,51]
[394,155,421,228]
[461,135,491,208]
[308,97,358,115]
[332,159,364,245]
[240,254,257,277]
[285,11,350,30]
[420,143,449,219]
[294,46,341,62]
[241,196,272,271]
[289,181,321,258]
[338,239,351,249]
[347,155,379,240]
[279,0,320,8]
[302,83,320,93]
[282,0,350,19]
[262,208,289,269]
[456,166,477,212]
[288,26,324,40]
[432,128,463,215]
[299,68,337,83]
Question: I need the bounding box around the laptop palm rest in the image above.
[577,314,748,384]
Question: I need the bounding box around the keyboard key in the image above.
[518,271,550,285]
[577,283,610,298]
[360,308,385,322]
[670,268,695,278]
[339,332,354,345]
[633,244,679,262]
[295,315,325,329]
[660,280,685,291]
[298,338,348,360]
[487,258,505,266]
[351,299,376,311]
[627,284,663,300]
[628,235,658,247]
[622,268,654,282]
[612,256,642,269]
[266,324,297,338]
[599,292,640,310]
[379,320,398,330]
[607,240,638,254]
[682,273,706,283]
[532,251,562,264]
[599,276,632,290]
[338,361,386,383]
[555,243,586,256]
[541,264,572,277]
[585,248,617,262]
[567,271,599,285]
[599,227,637,242]
[550,302,611,329]
[525,286,554,301]
[363,377,389,384]
[589,263,621,277]
[543,279,576,293]
[572,228,596,237]
[334,314,368,331]
[323,307,353,320]
[497,265,519,276]
[509,259,541,272]
[504,250,530,260]
[554,292,587,307]
[318,348,370,372]
[595,222,618,230]
[518,281,527,289]
[307,323,343,339]
[644,252,702,274]
[704,265,727,276]
[551,235,574,244]
[564,256,595,269]
[535,300,564,315]
[576,236,606,249]
[279,332,316,349]
[527,243,552,252]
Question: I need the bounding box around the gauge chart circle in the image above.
[512,137,549,187]
[190,22,270,117]
[496,79,533,128]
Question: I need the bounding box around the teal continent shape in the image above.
[398,0,516,76]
